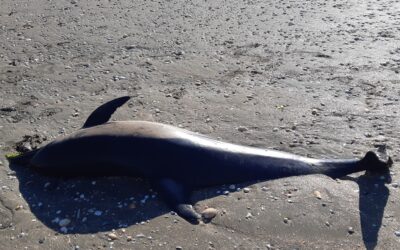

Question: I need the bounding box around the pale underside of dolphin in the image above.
[8,96,393,223]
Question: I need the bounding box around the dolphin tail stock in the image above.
[317,147,392,179]
[6,148,40,166]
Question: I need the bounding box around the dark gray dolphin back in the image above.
[82,96,131,128]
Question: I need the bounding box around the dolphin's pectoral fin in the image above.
[82,96,131,128]
[154,178,201,224]
[174,204,201,224]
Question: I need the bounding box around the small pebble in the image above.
[395,231,400,237]
[125,45,136,50]
[245,212,253,219]
[238,126,248,132]
[58,218,71,227]
[311,109,318,115]
[348,227,355,234]
[201,208,218,220]
[136,233,145,238]
[176,246,183,250]
[94,210,102,216]
[107,233,118,240]
[314,191,322,199]
[243,187,250,193]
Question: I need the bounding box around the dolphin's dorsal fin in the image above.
[82,96,131,128]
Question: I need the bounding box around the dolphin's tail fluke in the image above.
[360,147,393,172]
[6,148,39,166]
[318,147,393,178]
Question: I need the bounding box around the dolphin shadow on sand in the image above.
[8,155,393,237]
[342,169,391,250]
[8,160,254,234]
[8,161,165,233]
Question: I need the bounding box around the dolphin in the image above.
[7,96,393,223]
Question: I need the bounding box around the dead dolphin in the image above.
[7,96,393,223]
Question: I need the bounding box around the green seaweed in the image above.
[5,152,22,159]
